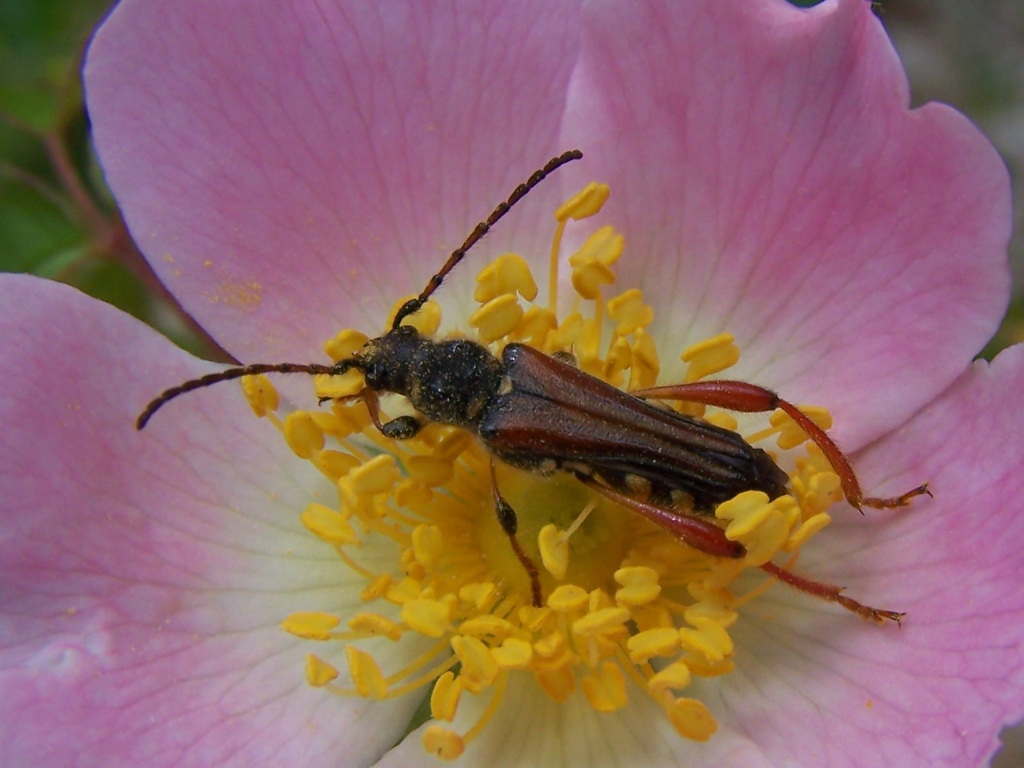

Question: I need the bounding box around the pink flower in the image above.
[2,0,1020,766]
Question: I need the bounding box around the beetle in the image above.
[138,149,928,621]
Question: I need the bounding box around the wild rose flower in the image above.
[2,0,1022,766]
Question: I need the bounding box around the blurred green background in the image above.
[0,0,229,361]
[1,0,1022,765]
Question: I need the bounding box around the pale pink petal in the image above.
[0,276,418,767]
[85,0,584,363]
[378,344,1024,768]
[702,342,1024,767]
[376,673,776,768]
[564,0,1011,447]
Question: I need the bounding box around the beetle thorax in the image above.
[356,326,506,429]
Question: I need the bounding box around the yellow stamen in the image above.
[242,374,278,416]
[547,584,590,613]
[423,725,464,760]
[301,502,357,545]
[324,329,369,362]
[569,225,623,300]
[346,645,388,698]
[345,454,400,496]
[492,638,533,669]
[305,654,339,687]
[260,180,849,759]
[538,524,570,580]
[628,628,682,665]
[681,333,741,382]
[582,660,628,712]
[283,411,324,459]
[555,182,610,222]
[607,288,655,336]
[469,293,524,343]
[430,671,462,721]
[450,635,499,693]
[474,253,538,303]
[649,661,692,696]
[281,611,340,640]
[572,606,630,637]
[402,597,455,638]
[348,613,403,641]
[313,370,364,400]
[668,698,717,741]
[613,566,662,607]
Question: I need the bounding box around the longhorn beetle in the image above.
[138,149,929,621]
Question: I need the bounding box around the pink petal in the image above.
[0,275,417,767]
[376,672,778,768]
[709,342,1024,767]
[85,0,585,363]
[564,0,1011,447]
[378,344,1024,768]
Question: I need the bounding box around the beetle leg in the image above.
[575,474,745,558]
[490,462,543,607]
[328,388,424,440]
[760,562,904,624]
[579,475,901,623]
[631,380,930,511]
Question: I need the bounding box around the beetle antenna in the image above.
[136,361,357,430]
[391,148,583,329]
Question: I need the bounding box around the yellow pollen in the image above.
[346,645,389,698]
[283,412,324,459]
[582,661,628,712]
[242,373,278,416]
[669,698,717,741]
[281,611,340,640]
[572,606,630,637]
[538,524,570,580]
[412,524,444,569]
[613,566,662,607]
[786,512,832,551]
[430,671,462,721]
[555,181,610,222]
[607,288,655,336]
[324,329,369,362]
[627,627,682,665]
[305,654,339,687]
[568,225,624,300]
[313,370,363,400]
[469,293,524,343]
[405,455,455,487]
[681,333,741,383]
[458,615,512,639]
[348,612,403,641]
[450,635,499,693]
[402,598,455,638]
[301,502,357,545]
[474,252,538,303]
[422,726,465,760]
[649,661,692,695]
[547,584,590,613]
[257,179,849,758]
[491,637,533,669]
[344,454,400,496]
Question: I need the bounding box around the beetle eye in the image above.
[363,363,385,387]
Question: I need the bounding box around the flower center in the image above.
[480,465,632,597]
[247,181,843,760]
